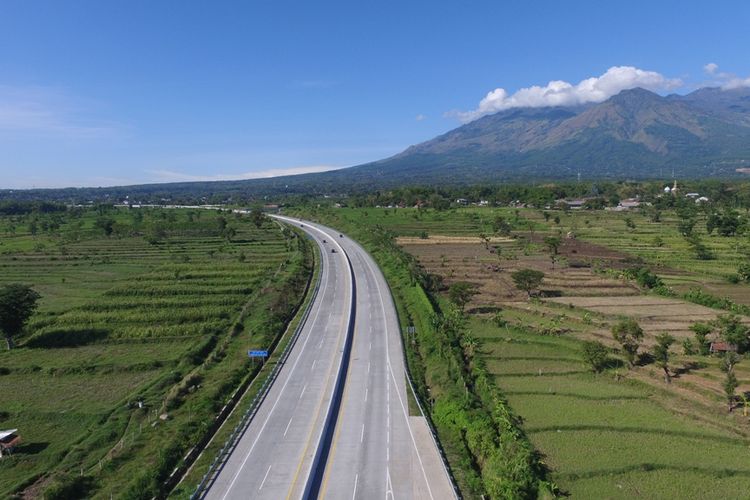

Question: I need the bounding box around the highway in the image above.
[201,216,454,499]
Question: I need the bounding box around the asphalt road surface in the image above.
[202,216,454,499]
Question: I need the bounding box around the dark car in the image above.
[331,248,336,253]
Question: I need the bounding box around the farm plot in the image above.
[544,295,727,341]
[387,209,750,499]
[0,208,310,498]
[474,318,750,499]
[397,237,639,307]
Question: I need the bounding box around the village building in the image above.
[710,342,738,354]
[0,429,20,458]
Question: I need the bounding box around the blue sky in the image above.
[1,0,749,188]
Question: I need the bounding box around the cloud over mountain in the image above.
[454,66,682,123]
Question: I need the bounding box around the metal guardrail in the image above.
[190,233,323,499]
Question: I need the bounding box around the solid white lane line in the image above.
[284,417,294,437]
[360,423,365,443]
[259,465,272,491]
[352,473,359,500]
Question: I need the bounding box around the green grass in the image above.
[530,209,748,278]
[472,317,750,498]
[294,204,750,499]
[0,208,313,498]
[330,206,540,237]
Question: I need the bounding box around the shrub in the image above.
[612,318,644,367]
[582,341,609,373]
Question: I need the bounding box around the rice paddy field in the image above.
[474,318,750,498]
[0,207,312,498]
[307,204,750,498]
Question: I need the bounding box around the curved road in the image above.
[202,217,454,499]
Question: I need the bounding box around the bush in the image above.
[43,475,94,500]
[582,341,609,372]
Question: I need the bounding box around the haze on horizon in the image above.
[1,0,749,189]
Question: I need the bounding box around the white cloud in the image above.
[415,114,426,121]
[700,63,750,90]
[145,165,344,183]
[0,85,118,138]
[452,66,683,123]
[704,62,719,75]
[722,77,750,89]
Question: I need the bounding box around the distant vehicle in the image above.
[323,239,326,243]
[339,234,343,238]
[300,224,304,227]
[331,248,336,253]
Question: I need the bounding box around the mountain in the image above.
[337,86,750,183]
[4,87,750,203]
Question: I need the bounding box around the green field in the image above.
[294,204,750,499]
[0,207,312,498]
[474,318,750,498]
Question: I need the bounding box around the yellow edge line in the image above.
[285,266,352,500]
[318,313,359,497]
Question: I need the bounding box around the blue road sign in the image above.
[248,350,268,358]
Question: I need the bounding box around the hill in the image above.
[3,86,750,202]
[346,87,750,183]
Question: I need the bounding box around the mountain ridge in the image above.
[347,86,750,183]
[4,86,750,201]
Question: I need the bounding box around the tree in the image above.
[677,217,696,237]
[682,337,696,355]
[715,314,750,353]
[647,208,661,223]
[543,236,562,269]
[737,262,750,282]
[721,352,740,412]
[511,269,544,298]
[652,332,675,383]
[686,234,714,260]
[724,371,739,413]
[582,341,609,373]
[493,216,512,236]
[216,215,228,232]
[460,333,480,361]
[690,322,712,355]
[95,216,116,236]
[0,284,41,349]
[448,282,478,312]
[250,206,266,228]
[611,318,644,367]
[624,217,636,231]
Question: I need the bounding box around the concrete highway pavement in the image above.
[201,216,455,499]
[202,220,353,500]
[310,222,455,500]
